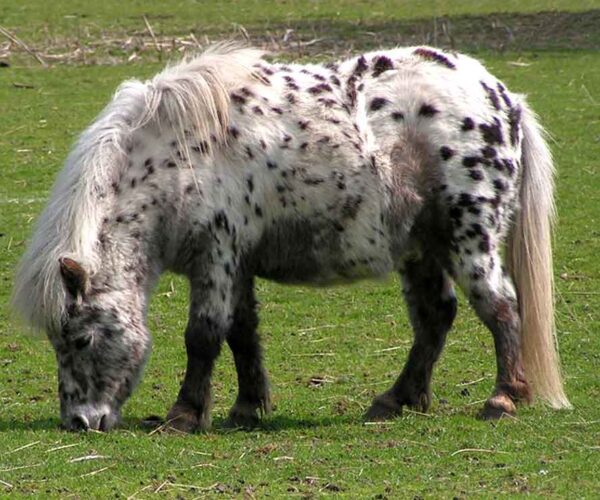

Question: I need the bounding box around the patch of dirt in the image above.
[284,9,600,54]
[0,10,598,67]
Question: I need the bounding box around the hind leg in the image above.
[455,250,532,419]
[366,256,457,420]
[226,275,271,428]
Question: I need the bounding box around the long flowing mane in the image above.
[12,44,265,333]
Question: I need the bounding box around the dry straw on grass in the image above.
[0,19,336,67]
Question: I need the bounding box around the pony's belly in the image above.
[255,256,392,285]
[255,257,392,285]
[251,218,394,285]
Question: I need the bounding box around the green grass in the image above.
[1,1,599,497]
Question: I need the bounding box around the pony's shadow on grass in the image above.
[0,418,60,432]
[223,414,358,433]
[0,414,357,434]
[122,408,485,435]
[123,413,360,435]
[0,408,480,434]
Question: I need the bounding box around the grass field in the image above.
[1,1,599,497]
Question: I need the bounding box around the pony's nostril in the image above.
[98,414,109,432]
[70,415,90,431]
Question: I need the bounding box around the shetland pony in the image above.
[13,44,570,432]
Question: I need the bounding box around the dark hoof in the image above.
[479,394,517,420]
[365,387,431,421]
[226,400,269,429]
[166,402,210,433]
[140,415,164,429]
[226,410,259,429]
[365,394,402,421]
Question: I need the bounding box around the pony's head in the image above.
[51,257,151,431]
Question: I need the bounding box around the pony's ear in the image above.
[59,257,88,298]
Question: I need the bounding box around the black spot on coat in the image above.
[307,83,332,95]
[479,118,504,145]
[461,117,475,131]
[508,106,522,146]
[440,146,455,160]
[354,56,368,76]
[413,47,456,69]
[480,81,501,110]
[462,156,480,168]
[481,146,497,158]
[469,170,484,181]
[370,97,389,111]
[419,104,439,117]
[372,55,394,77]
[230,92,246,105]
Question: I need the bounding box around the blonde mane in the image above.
[12,44,265,333]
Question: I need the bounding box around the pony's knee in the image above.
[405,267,457,332]
[439,293,458,329]
[185,314,226,361]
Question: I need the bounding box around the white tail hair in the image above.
[12,43,264,334]
[507,101,571,409]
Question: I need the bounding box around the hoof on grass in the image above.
[226,398,271,429]
[479,394,517,420]
[364,394,403,421]
[226,406,260,429]
[365,387,431,421]
[166,402,210,433]
[140,415,164,429]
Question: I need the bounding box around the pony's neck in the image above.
[94,221,163,317]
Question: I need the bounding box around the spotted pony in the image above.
[13,44,570,432]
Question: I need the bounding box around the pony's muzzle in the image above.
[64,405,117,432]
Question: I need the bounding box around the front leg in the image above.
[166,313,226,433]
[167,258,234,433]
[226,276,271,428]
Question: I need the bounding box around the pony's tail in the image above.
[506,102,571,409]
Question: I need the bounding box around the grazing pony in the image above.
[13,44,570,432]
